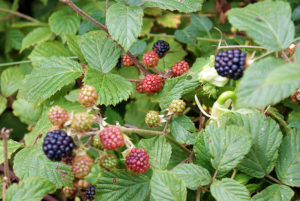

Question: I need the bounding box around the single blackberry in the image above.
[142,74,162,94]
[215,49,246,80]
[145,111,161,128]
[143,51,159,68]
[172,61,189,76]
[122,54,134,67]
[152,40,170,58]
[99,126,125,150]
[48,105,69,126]
[72,154,94,179]
[71,112,94,132]
[78,85,98,107]
[136,81,144,93]
[42,130,74,161]
[125,148,150,174]
[62,184,77,198]
[85,185,96,200]
[99,154,117,169]
[169,99,186,114]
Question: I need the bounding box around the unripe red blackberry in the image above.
[99,126,125,150]
[125,148,150,174]
[71,112,94,132]
[63,184,77,199]
[215,49,247,80]
[43,130,74,161]
[99,154,117,169]
[291,88,300,104]
[85,185,96,201]
[72,154,94,179]
[78,85,98,107]
[169,99,186,114]
[145,111,161,128]
[136,81,144,93]
[152,40,169,58]
[143,51,159,68]
[48,105,69,126]
[172,61,189,76]
[142,74,162,94]
[122,54,134,67]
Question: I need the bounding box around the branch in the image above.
[0,8,40,22]
[163,115,172,134]
[218,45,266,50]
[265,174,283,185]
[196,187,201,201]
[281,50,292,63]
[0,165,19,182]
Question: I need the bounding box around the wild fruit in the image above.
[92,136,102,149]
[142,74,162,94]
[62,184,77,198]
[78,85,98,107]
[291,88,300,104]
[172,61,189,76]
[48,105,69,126]
[43,130,74,161]
[152,40,170,58]
[125,148,150,174]
[99,154,117,169]
[85,185,96,201]
[122,54,134,67]
[136,81,144,93]
[215,49,247,80]
[72,154,94,179]
[169,99,186,114]
[143,51,159,68]
[71,112,94,132]
[145,111,161,128]
[77,180,90,189]
[99,126,125,150]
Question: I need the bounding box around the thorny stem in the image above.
[218,45,266,50]
[163,115,173,134]
[210,169,219,185]
[281,50,292,63]
[196,187,201,201]
[265,174,283,185]
[0,8,40,22]
[252,51,275,62]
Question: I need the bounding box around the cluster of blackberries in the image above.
[152,40,169,58]
[85,185,96,200]
[215,49,246,80]
[43,130,74,161]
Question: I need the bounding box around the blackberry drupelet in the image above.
[43,130,74,161]
[215,49,246,80]
[85,185,96,200]
[152,40,170,58]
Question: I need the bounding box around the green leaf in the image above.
[211,178,250,201]
[209,125,252,173]
[252,184,294,201]
[21,27,52,51]
[0,139,23,164]
[151,170,187,201]
[169,115,196,144]
[0,95,7,115]
[49,10,80,40]
[66,34,85,62]
[84,69,132,106]
[157,13,181,28]
[14,145,74,188]
[175,25,199,45]
[237,57,300,108]
[138,136,172,170]
[5,28,24,52]
[96,170,150,201]
[28,41,72,61]
[19,57,82,105]
[170,164,211,189]
[0,66,24,97]
[106,3,143,51]
[190,14,212,33]
[5,177,56,201]
[129,40,147,55]
[104,107,124,125]
[144,0,203,13]
[295,43,300,62]
[81,31,121,73]
[276,129,300,186]
[228,1,294,51]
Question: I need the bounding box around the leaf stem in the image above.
[163,115,173,134]
[0,8,40,22]
[165,134,191,154]
[231,169,237,179]
[281,50,292,63]
[252,51,275,62]
[265,174,283,185]
[218,45,266,50]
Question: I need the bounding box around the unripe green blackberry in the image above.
[62,184,77,199]
[71,112,94,133]
[145,111,161,128]
[99,154,117,169]
[78,85,98,107]
[71,154,94,179]
[92,136,102,149]
[169,99,186,114]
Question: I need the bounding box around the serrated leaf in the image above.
[190,14,212,34]
[14,145,74,188]
[0,139,23,164]
[138,136,172,170]
[151,170,187,201]
[228,1,294,51]
[0,66,24,97]
[141,17,154,36]
[276,129,300,186]
[28,41,72,61]
[84,69,132,106]
[171,164,211,189]
[49,10,80,40]
[21,27,52,51]
[0,95,7,115]
[211,178,250,201]
[64,89,80,103]
[129,40,147,55]
[175,25,199,45]
[209,125,252,174]
[13,98,43,125]
[96,170,150,201]
[5,28,24,52]
[169,115,196,144]
[167,144,189,170]
[237,57,300,108]
[157,13,181,28]
[107,3,143,51]
[144,0,203,13]
[5,177,56,201]
[252,184,294,201]
[81,31,121,72]
[19,57,82,105]
[78,12,105,35]
[104,107,124,125]
[66,34,85,62]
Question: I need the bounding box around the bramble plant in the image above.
[0,0,300,201]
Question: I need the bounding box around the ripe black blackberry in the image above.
[152,40,170,58]
[215,49,247,80]
[85,185,96,200]
[42,130,74,161]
